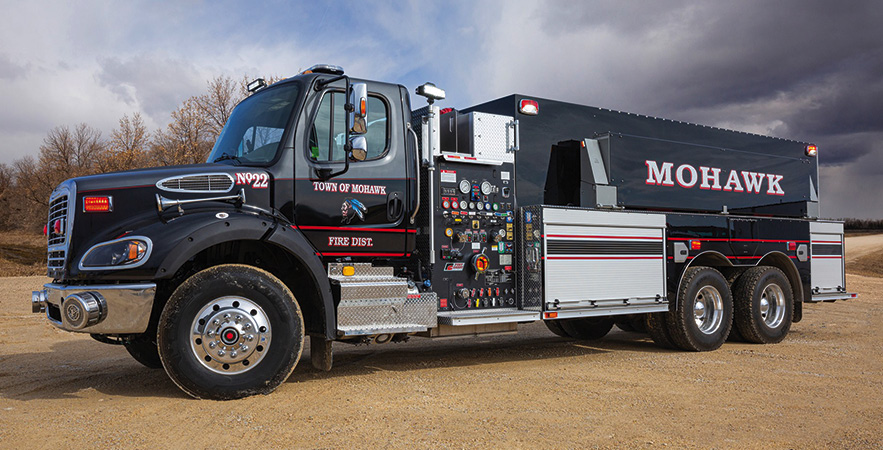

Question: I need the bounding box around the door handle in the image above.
[387,191,404,221]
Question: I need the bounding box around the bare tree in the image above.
[150,98,214,166]
[196,76,243,139]
[98,113,149,173]
[38,123,104,178]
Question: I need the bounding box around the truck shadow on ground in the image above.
[0,339,183,401]
[0,329,671,400]
[291,329,671,382]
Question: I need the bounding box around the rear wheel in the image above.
[645,312,677,349]
[544,319,571,338]
[158,264,304,400]
[666,267,733,351]
[732,266,793,344]
[560,317,614,340]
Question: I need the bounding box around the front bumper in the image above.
[31,283,156,334]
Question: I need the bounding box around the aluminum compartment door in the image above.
[810,222,845,293]
[541,208,667,312]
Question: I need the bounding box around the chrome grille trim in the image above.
[156,173,235,193]
[46,180,76,275]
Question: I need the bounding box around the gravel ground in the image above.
[0,237,881,449]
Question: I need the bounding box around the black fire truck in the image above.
[31,64,855,399]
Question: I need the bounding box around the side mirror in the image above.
[348,83,368,135]
[349,136,367,161]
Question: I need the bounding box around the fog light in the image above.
[61,292,106,330]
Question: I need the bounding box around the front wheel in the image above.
[158,264,304,400]
[124,333,163,369]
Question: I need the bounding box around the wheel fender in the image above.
[155,212,273,278]
[265,225,336,340]
[673,250,733,309]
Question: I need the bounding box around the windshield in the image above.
[207,82,301,165]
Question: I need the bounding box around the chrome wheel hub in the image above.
[190,296,271,374]
[693,286,723,335]
[760,283,786,328]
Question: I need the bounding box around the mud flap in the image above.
[310,336,333,372]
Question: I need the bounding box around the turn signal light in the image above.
[519,99,539,115]
[83,196,112,212]
[342,265,355,277]
[805,145,818,157]
[690,240,702,251]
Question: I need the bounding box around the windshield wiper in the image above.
[212,153,242,165]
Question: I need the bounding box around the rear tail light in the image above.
[519,99,539,115]
[83,196,113,212]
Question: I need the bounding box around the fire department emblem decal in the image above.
[341,198,367,224]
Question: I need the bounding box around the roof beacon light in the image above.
[519,99,539,115]
[805,145,818,157]
[247,78,267,93]
[303,64,345,75]
[416,82,445,104]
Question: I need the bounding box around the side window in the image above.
[309,91,388,162]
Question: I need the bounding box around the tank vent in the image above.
[157,173,234,193]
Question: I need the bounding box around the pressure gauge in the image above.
[476,202,484,211]
[480,181,493,195]
[459,179,471,194]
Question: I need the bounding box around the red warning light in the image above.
[519,99,539,115]
[690,240,702,251]
[805,145,818,157]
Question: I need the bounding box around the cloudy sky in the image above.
[1,0,881,218]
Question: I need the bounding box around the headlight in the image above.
[79,237,152,270]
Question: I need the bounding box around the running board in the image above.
[809,292,858,302]
[437,309,541,326]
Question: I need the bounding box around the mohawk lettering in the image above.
[645,160,674,186]
[741,171,766,194]
[643,160,784,196]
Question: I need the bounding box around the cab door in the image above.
[293,80,413,258]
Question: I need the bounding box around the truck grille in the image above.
[157,173,234,193]
[48,195,68,246]
[47,182,74,274]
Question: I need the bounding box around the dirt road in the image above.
[1,238,882,449]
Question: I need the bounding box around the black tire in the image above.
[616,317,648,334]
[731,266,793,344]
[124,333,163,369]
[158,264,304,400]
[560,317,614,340]
[666,267,733,352]
[645,312,677,349]
[721,268,746,342]
[544,319,571,338]
[615,321,636,332]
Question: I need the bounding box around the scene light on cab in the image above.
[805,145,818,157]
[83,196,113,212]
[416,82,446,103]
